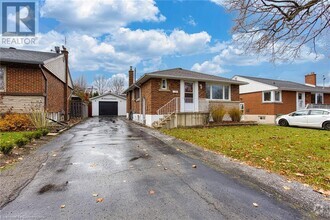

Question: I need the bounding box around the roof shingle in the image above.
[0,47,61,64]
[237,75,330,93]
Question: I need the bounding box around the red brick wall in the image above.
[305,92,312,104]
[149,79,180,114]
[1,63,71,114]
[231,84,239,101]
[274,91,296,114]
[240,91,297,115]
[5,64,44,94]
[43,69,66,113]
[324,93,330,104]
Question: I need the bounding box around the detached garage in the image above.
[91,93,126,116]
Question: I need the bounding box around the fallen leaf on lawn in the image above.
[149,190,155,195]
[283,186,291,190]
[96,198,104,203]
[295,173,304,177]
[60,205,65,208]
[92,193,98,197]
[253,203,258,207]
[192,165,197,168]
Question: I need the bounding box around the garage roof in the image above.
[90,92,126,100]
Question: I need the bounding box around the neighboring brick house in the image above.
[233,73,330,124]
[0,47,73,121]
[124,67,245,128]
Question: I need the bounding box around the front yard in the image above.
[0,131,34,143]
[163,125,330,191]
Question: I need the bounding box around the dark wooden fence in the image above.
[70,100,88,119]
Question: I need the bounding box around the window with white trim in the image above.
[263,91,271,102]
[0,66,5,91]
[206,84,230,100]
[263,91,282,102]
[160,79,168,90]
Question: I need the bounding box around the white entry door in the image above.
[184,82,194,112]
[296,92,305,110]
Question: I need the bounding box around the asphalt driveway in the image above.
[0,117,310,219]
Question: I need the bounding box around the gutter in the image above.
[39,65,48,109]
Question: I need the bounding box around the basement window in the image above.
[0,66,5,91]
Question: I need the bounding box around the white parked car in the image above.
[276,109,330,130]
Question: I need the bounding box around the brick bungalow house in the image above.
[124,67,245,128]
[233,73,330,124]
[0,47,73,121]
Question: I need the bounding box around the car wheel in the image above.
[323,122,330,130]
[279,119,289,126]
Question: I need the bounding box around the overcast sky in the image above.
[2,0,329,86]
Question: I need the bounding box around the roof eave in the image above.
[0,59,42,65]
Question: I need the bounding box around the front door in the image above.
[296,92,305,110]
[184,82,194,112]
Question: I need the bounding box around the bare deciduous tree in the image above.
[223,0,329,60]
[92,75,110,95]
[109,75,126,95]
[74,75,88,99]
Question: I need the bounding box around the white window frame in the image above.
[0,66,6,92]
[262,90,282,103]
[206,84,231,101]
[160,79,168,90]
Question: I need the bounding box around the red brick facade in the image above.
[127,78,240,115]
[231,84,240,101]
[241,91,296,115]
[0,62,72,115]
[43,68,66,113]
[3,63,44,95]
[241,90,330,115]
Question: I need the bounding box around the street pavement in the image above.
[0,117,309,219]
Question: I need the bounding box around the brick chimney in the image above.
[61,46,69,121]
[305,72,316,87]
[129,66,134,86]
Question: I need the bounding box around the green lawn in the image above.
[0,131,34,143]
[162,125,330,190]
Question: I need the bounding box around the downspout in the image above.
[39,65,48,110]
